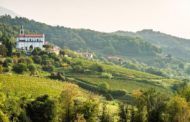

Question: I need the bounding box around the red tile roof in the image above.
[17,34,44,38]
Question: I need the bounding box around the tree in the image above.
[42,65,54,72]
[2,36,15,56]
[0,65,3,74]
[119,103,128,122]
[18,57,33,65]
[0,45,7,57]
[90,63,104,72]
[134,89,168,122]
[59,50,65,56]
[101,72,113,79]
[72,65,84,73]
[49,72,66,81]
[0,31,3,38]
[99,82,110,92]
[81,97,100,122]
[43,44,53,51]
[31,47,42,55]
[59,83,80,122]
[3,58,12,67]
[32,56,42,64]
[175,81,190,102]
[100,102,120,122]
[0,111,9,122]
[26,95,55,122]
[28,64,37,75]
[167,96,190,122]
[13,63,27,74]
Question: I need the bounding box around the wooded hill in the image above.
[0,15,161,59]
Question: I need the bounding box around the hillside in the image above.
[0,16,190,121]
[0,74,67,98]
[1,15,190,79]
[114,29,190,60]
[0,15,161,59]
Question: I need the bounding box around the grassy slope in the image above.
[73,75,168,92]
[70,58,161,80]
[66,58,179,94]
[0,57,180,101]
[0,74,65,98]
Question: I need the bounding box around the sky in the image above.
[0,0,190,38]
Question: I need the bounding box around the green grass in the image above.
[0,74,65,98]
[72,74,176,94]
[71,58,162,80]
[102,64,161,80]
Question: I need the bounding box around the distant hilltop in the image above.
[0,6,20,17]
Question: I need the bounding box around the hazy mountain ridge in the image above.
[113,29,190,60]
[0,6,19,17]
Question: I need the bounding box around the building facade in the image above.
[16,26,45,51]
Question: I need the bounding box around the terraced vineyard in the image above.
[0,74,66,98]
[72,74,177,94]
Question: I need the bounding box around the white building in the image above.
[78,51,94,59]
[16,26,45,51]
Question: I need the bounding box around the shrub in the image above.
[0,65,3,74]
[0,45,7,57]
[50,72,66,81]
[99,82,110,92]
[42,55,49,61]
[0,59,3,65]
[49,53,60,61]
[26,95,55,122]
[90,63,104,72]
[59,50,65,56]
[3,67,10,73]
[18,57,25,63]
[54,61,61,67]
[146,67,166,77]
[32,56,42,64]
[13,63,27,74]
[3,58,12,67]
[72,65,84,73]
[31,47,42,55]
[0,111,9,122]
[110,89,127,97]
[42,65,54,72]
[42,59,53,65]
[25,58,33,65]
[15,51,21,57]
[101,72,113,79]
[28,64,36,75]
[62,57,71,64]
[18,57,33,65]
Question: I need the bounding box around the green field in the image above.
[70,58,162,80]
[72,74,175,94]
[0,74,66,98]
